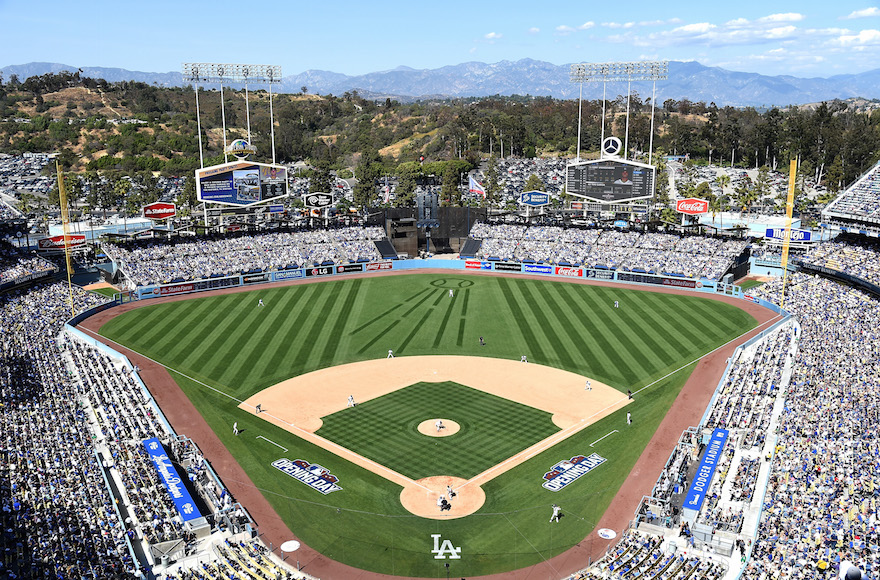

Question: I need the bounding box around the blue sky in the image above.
[3,0,880,77]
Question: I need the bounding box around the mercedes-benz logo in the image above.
[602,137,622,156]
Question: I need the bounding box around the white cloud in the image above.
[602,21,635,29]
[527,27,540,34]
[758,13,805,24]
[842,7,880,19]
[834,28,880,45]
[577,21,595,30]
[484,32,502,40]
[675,22,716,34]
[555,24,575,35]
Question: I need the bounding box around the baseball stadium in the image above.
[3,64,880,580]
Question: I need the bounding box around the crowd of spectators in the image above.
[468,223,748,280]
[582,531,726,580]
[0,278,267,577]
[103,226,386,286]
[166,539,297,580]
[738,273,880,579]
[0,282,137,578]
[0,240,56,285]
[824,161,880,220]
[798,236,880,287]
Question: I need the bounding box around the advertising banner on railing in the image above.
[142,438,203,523]
[683,428,729,512]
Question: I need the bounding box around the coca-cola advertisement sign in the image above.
[37,234,86,251]
[555,266,583,278]
[676,198,709,215]
[143,202,176,220]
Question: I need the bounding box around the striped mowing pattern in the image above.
[316,381,559,480]
[101,275,754,399]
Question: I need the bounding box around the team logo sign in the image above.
[431,534,461,559]
[272,459,342,495]
[542,453,606,492]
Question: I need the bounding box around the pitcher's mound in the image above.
[417,419,460,437]
[400,476,485,519]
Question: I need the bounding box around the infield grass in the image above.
[317,381,559,479]
[100,273,759,577]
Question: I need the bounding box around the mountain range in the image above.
[3,59,880,108]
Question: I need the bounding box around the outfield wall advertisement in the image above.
[196,161,288,207]
[133,259,737,300]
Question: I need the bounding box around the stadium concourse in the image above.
[4,219,880,579]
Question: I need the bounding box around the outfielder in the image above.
[550,504,561,523]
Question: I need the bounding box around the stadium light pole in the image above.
[182,63,283,164]
[570,61,667,161]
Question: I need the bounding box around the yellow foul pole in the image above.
[779,158,797,310]
[56,160,76,318]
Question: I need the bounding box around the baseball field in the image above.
[96,273,759,577]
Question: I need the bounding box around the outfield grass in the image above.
[89,287,118,298]
[739,280,765,291]
[100,274,758,577]
[317,381,559,480]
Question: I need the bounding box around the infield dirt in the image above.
[240,355,629,518]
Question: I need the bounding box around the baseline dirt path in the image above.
[77,269,780,580]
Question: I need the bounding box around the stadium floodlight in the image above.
[569,61,668,84]
[182,63,282,84]
[569,60,668,164]
[182,62,283,180]
[183,63,283,229]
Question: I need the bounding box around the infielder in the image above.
[520,355,528,363]
[387,349,394,358]
[347,395,356,408]
[585,380,592,391]
[550,504,561,523]
[435,419,444,432]
[627,412,632,425]
[233,422,239,436]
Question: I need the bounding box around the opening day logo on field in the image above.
[272,459,343,494]
[542,453,606,492]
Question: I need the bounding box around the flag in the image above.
[383,176,390,204]
[469,175,486,198]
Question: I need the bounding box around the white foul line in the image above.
[257,436,288,452]
[590,430,619,448]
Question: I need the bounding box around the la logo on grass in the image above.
[431,534,461,559]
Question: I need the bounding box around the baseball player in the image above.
[258,298,264,307]
[627,412,632,425]
[387,349,394,358]
[347,395,356,408]
[233,422,239,436]
[255,404,262,414]
[585,380,592,391]
[550,504,561,523]
[446,484,454,498]
[614,300,619,308]
[435,419,444,432]
[449,289,454,298]
[479,336,485,346]
[520,355,528,363]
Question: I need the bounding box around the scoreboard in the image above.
[566,159,655,204]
